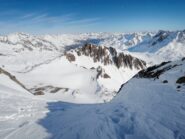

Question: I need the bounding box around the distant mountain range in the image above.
[0,30,185,103]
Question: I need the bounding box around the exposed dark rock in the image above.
[153,30,166,38]
[34,91,44,95]
[177,85,181,89]
[158,34,168,42]
[0,68,29,92]
[109,47,117,57]
[96,66,102,79]
[152,30,169,45]
[30,85,68,94]
[176,76,185,84]
[182,57,185,61]
[66,43,146,70]
[146,61,171,72]
[65,53,75,62]
[50,87,62,93]
[136,61,177,79]
[90,67,95,70]
[95,66,111,79]
[103,73,110,78]
[163,80,168,83]
[77,51,81,56]
[133,58,145,70]
[117,81,128,94]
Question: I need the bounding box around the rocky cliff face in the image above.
[65,43,146,70]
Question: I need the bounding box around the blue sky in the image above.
[0,0,185,34]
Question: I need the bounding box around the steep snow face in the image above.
[1,59,185,139]
[64,44,146,91]
[0,68,30,96]
[110,58,185,139]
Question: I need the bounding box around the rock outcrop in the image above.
[152,30,170,46]
[66,43,146,70]
[95,66,111,79]
[65,53,76,62]
[0,68,28,91]
[176,76,185,84]
[30,85,69,95]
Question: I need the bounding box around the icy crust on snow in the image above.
[1,60,185,139]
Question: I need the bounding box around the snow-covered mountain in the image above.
[10,43,145,103]
[0,57,185,139]
[1,30,184,72]
[0,30,184,103]
[128,30,185,63]
[0,30,185,138]
[64,43,146,93]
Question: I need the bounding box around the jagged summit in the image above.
[65,43,146,70]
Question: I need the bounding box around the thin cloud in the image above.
[20,13,36,19]
[0,11,101,34]
[67,18,100,25]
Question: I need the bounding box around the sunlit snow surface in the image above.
[1,30,185,72]
[0,31,185,138]
[0,59,185,139]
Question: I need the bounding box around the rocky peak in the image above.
[65,43,146,70]
[95,66,111,79]
[152,30,170,45]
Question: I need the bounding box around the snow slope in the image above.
[15,56,115,103]
[0,70,48,139]
[38,58,185,139]
[1,58,185,139]
[65,44,145,92]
